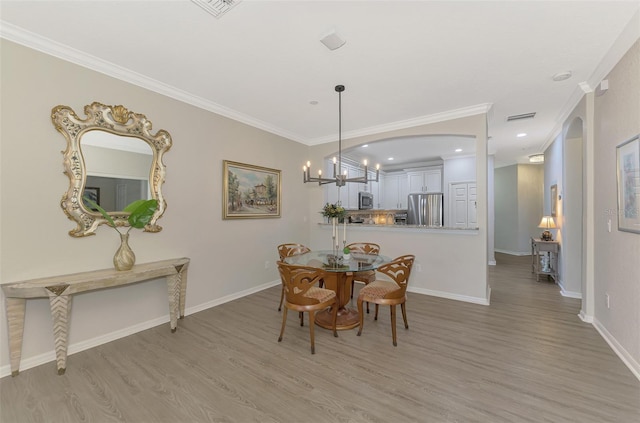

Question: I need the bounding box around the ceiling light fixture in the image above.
[517,133,527,138]
[303,85,379,186]
[529,154,544,163]
[191,0,241,19]
[455,148,462,152]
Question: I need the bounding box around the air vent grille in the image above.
[191,0,240,19]
[506,112,536,121]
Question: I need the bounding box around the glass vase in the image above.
[114,232,136,271]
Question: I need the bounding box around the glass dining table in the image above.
[283,250,392,330]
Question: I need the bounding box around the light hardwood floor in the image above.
[1,253,639,422]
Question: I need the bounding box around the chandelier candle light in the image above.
[303,85,380,186]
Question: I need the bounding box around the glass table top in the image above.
[283,250,392,272]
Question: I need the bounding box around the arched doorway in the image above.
[562,117,585,306]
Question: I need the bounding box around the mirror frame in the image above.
[51,102,172,237]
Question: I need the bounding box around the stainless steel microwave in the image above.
[358,192,374,210]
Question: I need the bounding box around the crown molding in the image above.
[307,103,493,146]
[540,9,640,152]
[0,21,305,143]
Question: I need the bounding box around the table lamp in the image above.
[538,216,556,241]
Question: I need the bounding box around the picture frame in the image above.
[223,160,281,219]
[616,134,640,234]
[550,184,558,217]
[83,186,100,211]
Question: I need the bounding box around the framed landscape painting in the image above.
[616,134,640,234]
[223,160,281,219]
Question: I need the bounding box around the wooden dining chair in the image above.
[356,255,415,346]
[346,242,380,313]
[277,261,338,354]
[277,243,311,311]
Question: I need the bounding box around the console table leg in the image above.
[48,294,71,375]
[167,274,180,332]
[177,265,189,319]
[6,298,26,376]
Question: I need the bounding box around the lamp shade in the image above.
[538,216,556,229]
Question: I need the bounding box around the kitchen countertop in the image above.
[319,222,479,235]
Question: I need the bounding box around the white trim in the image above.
[578,310,594,323]
[408,286,490,306]
[0,279,281,378]
[0,22,304,143]
[540,10,640,157]
[307,104,494,145]
[493,248,530,256]
[558,279,582,299]
[593,318,640,382]
[0,22,492,149]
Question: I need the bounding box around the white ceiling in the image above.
[1,1,639,168]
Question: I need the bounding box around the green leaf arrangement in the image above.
[83,197,158,234]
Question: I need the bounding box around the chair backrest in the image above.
[277,243,311,260]
[346,242,380,255]
[277,261,326,306]
[375,255,415,299]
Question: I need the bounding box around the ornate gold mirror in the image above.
[52,102,172,237]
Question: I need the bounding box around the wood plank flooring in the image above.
[1,253,638,422]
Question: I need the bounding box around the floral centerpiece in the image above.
[321,202,346,220]
[321,203,348,259]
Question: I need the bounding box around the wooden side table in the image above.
[531,238,559,282]
[2,257,190,376]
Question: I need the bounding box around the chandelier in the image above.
[303,85,380,187]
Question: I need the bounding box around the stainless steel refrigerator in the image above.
[407,193,443,226]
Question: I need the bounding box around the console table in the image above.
[531,238,559,282]
[2,257,190,376]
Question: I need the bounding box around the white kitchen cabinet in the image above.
[407,168,442,193]
[382,173,409,209]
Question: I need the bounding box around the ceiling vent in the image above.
[506,112,536,121]
[191,0,241,19]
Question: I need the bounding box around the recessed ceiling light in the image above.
[455,148,462,152]
[361,144,368,148]
[529,154,544,163]
[552,71,572,81]
[309,100,318,105]
[517,133,527,138]
[387,157,394,161]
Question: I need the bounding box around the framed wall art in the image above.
[550,184,558,217]
[83,186,100,211]
[616,134,640,234]
[223,160,281,219]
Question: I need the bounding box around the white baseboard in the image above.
[593,318,640,382]
[408,286,490,306]
[0,279,282,379]
[578,310,594,323]
[494,249,530,256]
[557,279,582,299]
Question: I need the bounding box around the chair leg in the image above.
[299,311,304,326]
[308,310,315,354]
[401,302,408,329]
[278,286,284,311]
[390,305,397,346]
[350,280,354,299]
[356,299,365,336]
[331,302,339,338]
[278,307,288,342]
[374,304,379,320]
[366,301,369,314]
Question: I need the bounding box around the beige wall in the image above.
[0,39,491,375]
[0,39,310,373]
[592,39,640,373]
[494,164,543,255]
